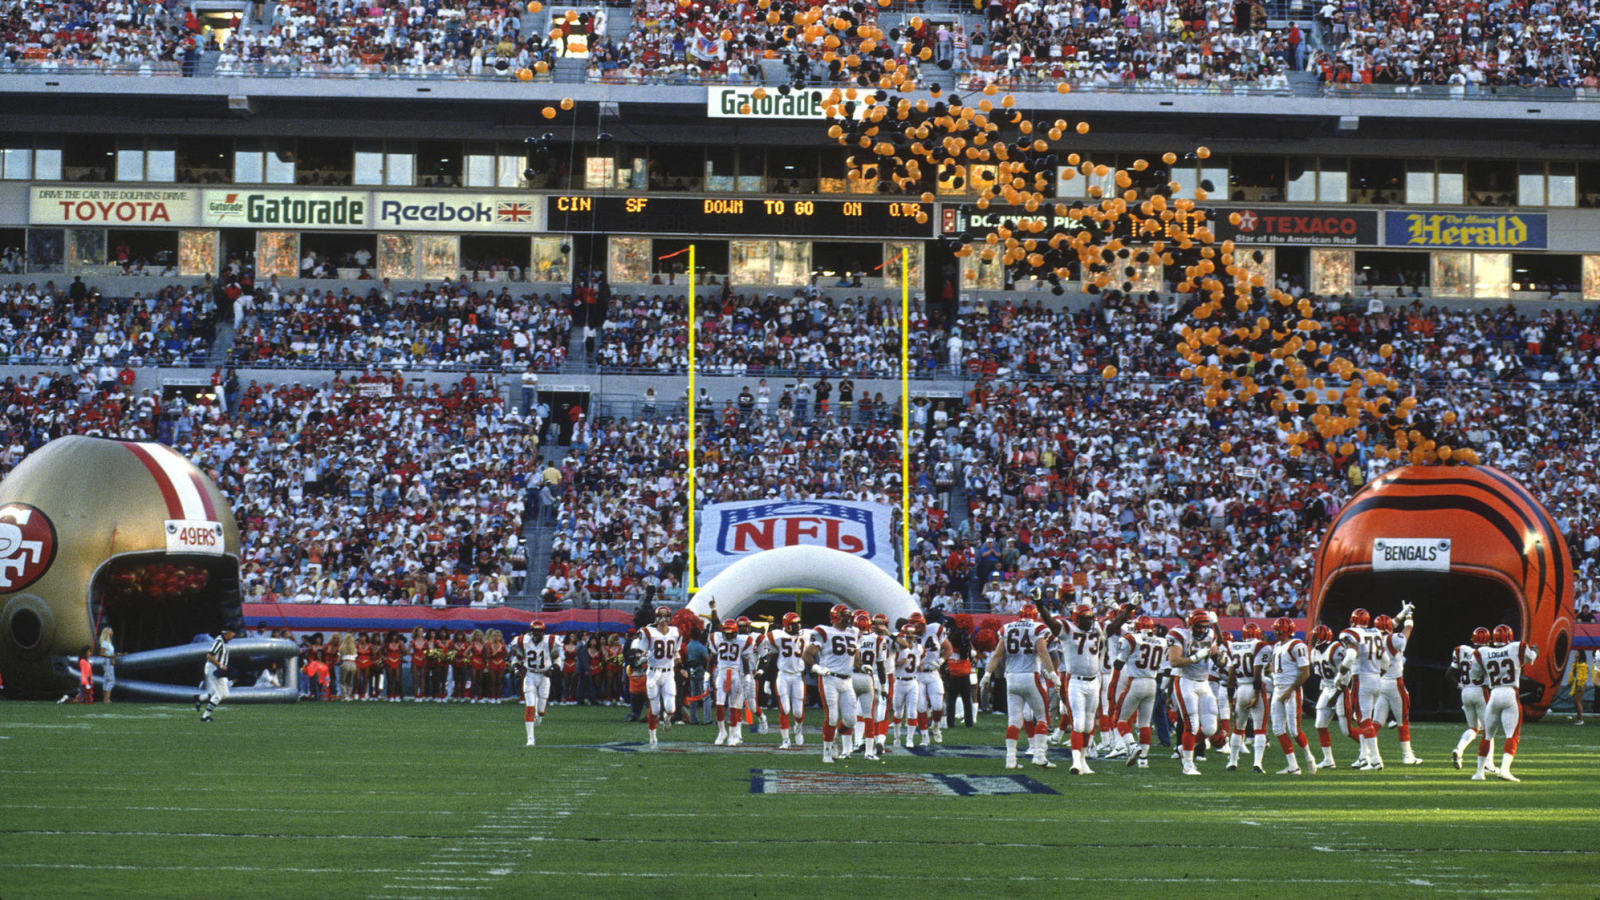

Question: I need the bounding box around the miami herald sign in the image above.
[697,499,895,581]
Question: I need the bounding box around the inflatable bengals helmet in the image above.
[0,437,244,698]
[1309,465,1572,719]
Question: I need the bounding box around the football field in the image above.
[1,701,1596,897]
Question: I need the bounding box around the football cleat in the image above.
[1033,757,1057,769]
[1253,764,1266,774]
[1181,766,1202,776]
[1068,762,1092,775]
[713,732,727,746]
[1306,759,1319,775]
[1275,765,1302,775]
[1497,770,1520,783]
[1470,771,1486,781]
[1004,755,1020,770]
[1452,749,1463,769]
[728,736,743,747]
[1225,762,1238,772]
[1402,756,1423,765]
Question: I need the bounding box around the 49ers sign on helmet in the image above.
[0,503,56,593]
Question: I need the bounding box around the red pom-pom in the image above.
[671,607,702,637]
[973,627,999,653]
[951,613,974,634]
[977,616,1002,634]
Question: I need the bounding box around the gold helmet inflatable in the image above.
[0,436,244,698]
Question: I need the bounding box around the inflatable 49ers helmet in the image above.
[1309,465,1572,719]
[0,437,293,701]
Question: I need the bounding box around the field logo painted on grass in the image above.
[749,769,1058,796]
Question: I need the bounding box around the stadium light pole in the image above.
[687,243,697,595]
[900,246,910,592]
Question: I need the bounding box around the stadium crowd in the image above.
[229,281,573,370]
[596,288,941,376]
[214,0,555,77]
[0,368,538,607]
[1317,0,1600,88]
[544,288,1600,619]
[0,277,217,366]
[0,0,201,70]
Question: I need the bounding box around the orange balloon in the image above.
[1101,365,1117,380]
[541,106,556,119]
[559,97,574,110]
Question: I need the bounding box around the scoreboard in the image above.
[547,195,934,239]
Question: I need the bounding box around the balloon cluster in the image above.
[811,18,1474,466]
[103,561,212,609]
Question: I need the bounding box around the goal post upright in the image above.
[687,242,697,595]
[900,246,911,593]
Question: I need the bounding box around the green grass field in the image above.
[1,700,1595,898]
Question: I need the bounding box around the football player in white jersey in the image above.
[1111,616,1166,768]
[804,604,862,763]
[1449,627,1495,771]
[1371,606,1422,764]
[766,612,809,749]
[1225,622,1272,773]
[1308,624,1352,768]
[636,605,682,750]
[1052,602,1133,773]
[1469,624,1539,782]
[1168,609,1224,775]
[511,622,563,746]
[849,611,886,761]
[1266,617,1319,775]
[868,614,896,755]
[1095,611,1132,760]
[890,625,925,749]
[736,616,770,736]
[707,603,757,746]
[978,602,1058,769]
[912,611,951,744]
[1338,607,1387,769]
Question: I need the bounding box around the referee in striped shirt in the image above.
[197,628,237,723]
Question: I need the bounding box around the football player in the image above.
[510,622,562,747]
[1371,606,1421,765]
[1469,625,1539,782]
[1266,617,1318,775]
[1448,627,1495,771]
[1095,609,1132,759]
[912,611,951,744]
[708,612,756,747]
[1111,615,1166,768]
[736,616,770,736]
[978,602,1058,770]
[869,613,895,755]
[890,625,925,749]
[1225,622,1272,773]
[803,604,861,763]
[1053,601,1133,774]
[637,605,682,750]
[850,611,885,761]
[766,613,809,749]
[1308,624,1351,768]
[1168,609,1224,775]
[1338,607,1386,769]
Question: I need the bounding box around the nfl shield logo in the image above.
[716,501,875,558]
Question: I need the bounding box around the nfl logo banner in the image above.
[697,499,896,583]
